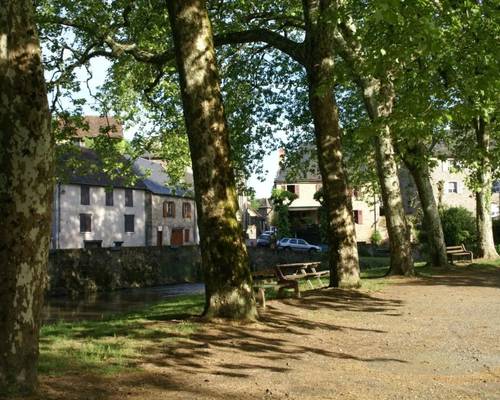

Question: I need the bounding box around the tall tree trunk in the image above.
[474,117,498,259]
[167,0,257,319]
[303,0,360,288]
[0,1,54,394]
[362,80,414,275]
[402,145,448,267]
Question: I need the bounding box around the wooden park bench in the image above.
[446,244,473,264]
[276,262,330,289]
[251,268,300,309]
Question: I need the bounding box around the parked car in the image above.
[256,233,273,247]
[277,237,321,252]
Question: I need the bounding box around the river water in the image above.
[42,283,205,324]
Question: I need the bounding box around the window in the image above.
[315,183,322,193]
[353,210,363,224]
[182,202,192,219]
[286,184,296,194]
[84,240,102,248]
[124,214,135,233]
[105,189,114,206]
[447,181,458,193]
[125,188,133,207]
[80,213,91,232]
[184,229,190,243]
[298,239,306,245]
[493,181,500,193]
[80,185,90,205]
[163,201,175,218]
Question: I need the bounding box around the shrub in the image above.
[439,206,477,249]
[370,230,383,246]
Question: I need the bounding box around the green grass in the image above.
[39,294,204,376]
[40,258,500,377]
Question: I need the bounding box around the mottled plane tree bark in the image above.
[37,0,361,288]
[473,117,499,259]
[333,26,415,275]
[401,144,448,267]
[0,0,54,394]
[302,0,360,287]
[166,0,257,319]
[213,1,361,288]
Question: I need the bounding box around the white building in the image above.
[52,148,148,249]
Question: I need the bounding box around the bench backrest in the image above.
[446,244,468,252]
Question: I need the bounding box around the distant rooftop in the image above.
[63,116,124,139]
[274,145,321,184]
[57,147,146,190]
[133,157,193,198]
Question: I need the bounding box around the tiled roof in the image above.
[57,148,146,190]
[133,157,193,198]
[66,116,124,139]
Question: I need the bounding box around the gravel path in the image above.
[29,267,500,399]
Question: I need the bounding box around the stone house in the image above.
[400,159,500,218]
[275,152,498,245]
[273,156,386,243]
[52,148,148,249]
[134,157,198,247]
[52,116,199,249]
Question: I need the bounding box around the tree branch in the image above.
[214,29,305,65]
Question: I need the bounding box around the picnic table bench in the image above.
[251,268,300,308]
[446,244,473,264]
[252,262,330,308]
[276,262,330,289]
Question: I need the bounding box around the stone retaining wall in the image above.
[47,246,326,296]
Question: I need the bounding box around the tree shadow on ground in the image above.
[135,288,407,379]
[403,263,500,289]
[25,287,408,400]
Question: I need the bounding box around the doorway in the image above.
[171,228,184,246]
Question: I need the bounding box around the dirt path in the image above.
[30,268,500,399]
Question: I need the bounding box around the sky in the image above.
[66,57,279,199]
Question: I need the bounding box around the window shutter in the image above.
[358,210,363,225]
[458,181,463,194]
[163,201,168,218]
[295,185,300,197]
[184,229,190,242]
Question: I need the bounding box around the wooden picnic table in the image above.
[251,268,300,308]
[276,262,329,289]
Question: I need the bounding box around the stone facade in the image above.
[47,246,331,296]
[48,246,201,296]
[52,183,147,249]
[148,194,197,246]
[400,159,500,217]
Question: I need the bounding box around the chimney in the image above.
[278,148,285,162]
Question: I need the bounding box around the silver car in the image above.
[278,237,321,252]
